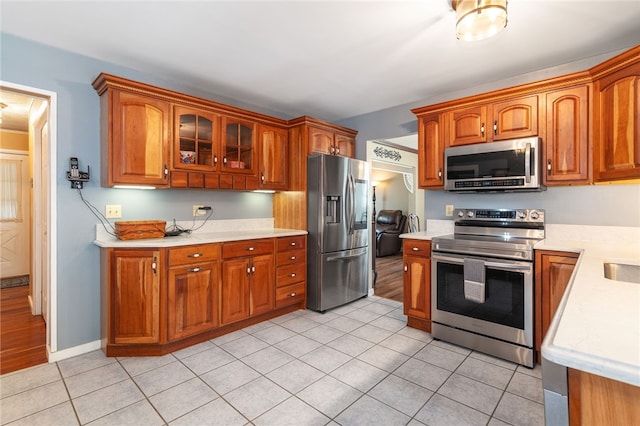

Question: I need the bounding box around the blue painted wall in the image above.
[1,34,275,350]
[339,50,640,228]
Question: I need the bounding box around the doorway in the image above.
[0,82,56,373]
[366,137,422,303]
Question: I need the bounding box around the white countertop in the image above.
[93,218,307,248]
[539,227,640,387]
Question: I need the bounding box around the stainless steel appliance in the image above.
[431,208,545,367]
[444,137,545,192]
[307,154,370,312]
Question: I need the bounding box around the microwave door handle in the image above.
[524,142,532,183]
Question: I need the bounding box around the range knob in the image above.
[467,211,475,218]
[457,210,465,218]
[517,211,527,219]
[530,210,540,220]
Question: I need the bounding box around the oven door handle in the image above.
[433,254,531,271]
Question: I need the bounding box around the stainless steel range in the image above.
[431,208,545,368]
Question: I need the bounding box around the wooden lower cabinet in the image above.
[106,249,162,345]
[102,236,304,357]
[221,239,275,325]
[568,368,640,425]
[166,243,220,341]
[534,250,579,362]
[402,239,432,332]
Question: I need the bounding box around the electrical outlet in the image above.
[445,204,454,217]
[106,204,122,219]
[193,205,205,217]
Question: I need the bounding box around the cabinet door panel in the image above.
[334,134,355,158]
[259,125,288,190]
[309,126,334,155]
[449,106,488,146]
[418,114,446,188]
[221,116,257,174]
[111,91,169,186]
[221,259,250,324]
[403,255,430,319]
[492,96,538,140]
[173,106,218,171]
[594,62,640,181]
[250,254,275,316]
[545,86,590,184]
[167,262,219,341]
[110,250,160,344]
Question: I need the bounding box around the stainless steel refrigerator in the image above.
[307,154,370,312]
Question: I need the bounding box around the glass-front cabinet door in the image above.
[173,106,218,170]
[221,116,256,173]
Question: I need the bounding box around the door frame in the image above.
[1,80,58,355]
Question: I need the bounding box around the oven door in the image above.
[431,252,533,347]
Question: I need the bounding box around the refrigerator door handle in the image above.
[327,249,367,262]
[346,174,355,235]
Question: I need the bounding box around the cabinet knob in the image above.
[247,247,255,251]
[214,155,218,165]
[438,169,442,179]
[187,253,202,258]
[152,256,157,274]
[481,123,485,137]
[290,256,296,260]
[547,159,552,175]
[187,267,201,273]
[493,120,498,135]
[246,267,251,275]
[290,273,296,277]
[163,165,168,179]
[290,242,296,246]
[251,266,256,273]
[223,157,227,165]
[261,173,265,183]
[404,264,408,272]
[289,292,296,297]
[412,247,421,251]
[335,147,340,154]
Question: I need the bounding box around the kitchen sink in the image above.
[603,262,640,284]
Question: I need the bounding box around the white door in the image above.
[0,151,31,279]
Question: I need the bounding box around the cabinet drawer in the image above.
[223,238,274,259]
[276,282,305,307]
[169,244,219,266]
[277,263,306,287]
[277,235,306,252]
[276,249,305,267]
[402,239,431,257]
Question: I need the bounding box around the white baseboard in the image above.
[47,339,101,363]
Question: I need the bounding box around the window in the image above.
[0,159,22,222]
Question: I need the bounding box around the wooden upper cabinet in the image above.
[100,88,170,187]
[447,95,538,146]
[418,113,446,188]
[173,105,219,171]
[592,59,640,182]
[491,95,539,140]
[449,106,488,146]
[543,85,590,185]
[220,116,257,174]
[258,124,288,190]
[308,124,356,158]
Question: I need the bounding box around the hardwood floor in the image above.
[0,285,47,375]
[373,253,404,302]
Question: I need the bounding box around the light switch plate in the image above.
[445,204,454,217]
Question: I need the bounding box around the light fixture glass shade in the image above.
[454,0,508,41]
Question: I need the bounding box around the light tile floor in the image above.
[0,296,544,425]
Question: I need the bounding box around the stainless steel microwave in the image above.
[443,137,545,192]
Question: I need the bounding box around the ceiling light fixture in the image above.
[452,0,508,42]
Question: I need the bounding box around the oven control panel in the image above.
[454,208,544,224]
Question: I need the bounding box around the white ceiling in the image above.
[2,1,640,125]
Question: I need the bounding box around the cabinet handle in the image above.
[214,155,218,165]
[251,266,256,273]
[481,123,485,137]
[261,173,265,183]
[290,242,296,246]
[187,267,201,273]
[247,247,255,251]
[290,256,296,260]
[547,159,552,175]
[163,165,168,179]
[187,253,203,258]
[223,157,227,165]
[152,256,157,274]
[335,147,340,154]
[330,146,335,155]
[246,267,251,275]
[404,264,408,272]
[290,273,296,278]
[438,169,442,180]
[494,120,498,135]
[289,292,297,297]
[411,247,422,251]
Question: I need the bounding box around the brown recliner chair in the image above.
[375,210,407,257]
